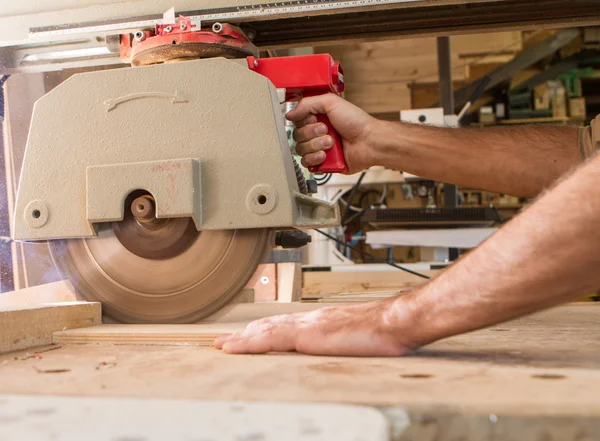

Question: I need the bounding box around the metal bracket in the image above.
[86,158,202,230]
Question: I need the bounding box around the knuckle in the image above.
[292,129,300,142]
[308,138,324,153]
[305,153,324,167]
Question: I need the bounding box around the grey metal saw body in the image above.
[14,57,337,241]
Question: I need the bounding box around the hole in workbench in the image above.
[257,195,267,205]
[400,373,433,379]
[32,209,41,219]
[531,374,566,380]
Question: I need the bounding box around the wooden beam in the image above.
[1,302,101,354]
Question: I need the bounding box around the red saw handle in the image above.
[308,114,348,174]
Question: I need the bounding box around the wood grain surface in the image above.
[2,303,600,418]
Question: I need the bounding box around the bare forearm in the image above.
[372,121,581,197]
[393,155,600,346]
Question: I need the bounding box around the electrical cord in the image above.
[341,171,367,222]
[0,75,10,119]
[315,229,431,279]
[313,173,332,186]
[358,189,383,207]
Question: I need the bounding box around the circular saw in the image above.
[12,14,343,323]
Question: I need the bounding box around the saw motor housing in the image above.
[13,57,340,241]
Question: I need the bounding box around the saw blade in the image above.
[49,222,271,324]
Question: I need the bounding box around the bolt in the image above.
[165,26,173,33]
[212,22,223,34]
[180,23,187,31]
[131,196,155,220]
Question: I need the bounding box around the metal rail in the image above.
[1,0,599,73]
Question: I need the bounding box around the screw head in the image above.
[180,23,187,30]
[133,31,145,42]
[254,59,259,67]
[260,276,270,285]
[165,26,173,33]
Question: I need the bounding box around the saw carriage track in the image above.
[248,0,600,47]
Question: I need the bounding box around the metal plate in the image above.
[49,224,272,323]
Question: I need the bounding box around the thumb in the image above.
[285,93,340,122]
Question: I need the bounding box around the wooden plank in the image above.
[303,290,401,303]
[0,280,77,307]
[409,81,467,109]
[303,270,440,296]
[318,31,522,113]
[344,82,412,114]
[500,116,574,125]
[3,304,600,420]
[201,301,339,323]
[276,262,302,303]
[54,303,335,346]
[0,302,101,354]
[54,324,246,346]
[245,264,277,302]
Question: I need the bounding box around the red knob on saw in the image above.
[308,114,348,174]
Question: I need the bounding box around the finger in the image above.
[295,136,333,156]
[214,334,234,349]
[285,94,339,122]
[301,152,326,168]
[292,115,318,129]
[293,123,329,143]
[222,331,296,354]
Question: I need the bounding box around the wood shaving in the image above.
[14,345,63,361]
[33,365,71,374]
[96,357,117,370]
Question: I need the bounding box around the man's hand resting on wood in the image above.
[214,297,421,356]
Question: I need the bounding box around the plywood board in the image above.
[53,324,246,346]
[54,303,334,346]
[0,302,101,354]
[2,304,600,420]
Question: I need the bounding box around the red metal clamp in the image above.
[247,54,348,174]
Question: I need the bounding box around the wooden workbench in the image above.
[1,302,600,439]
